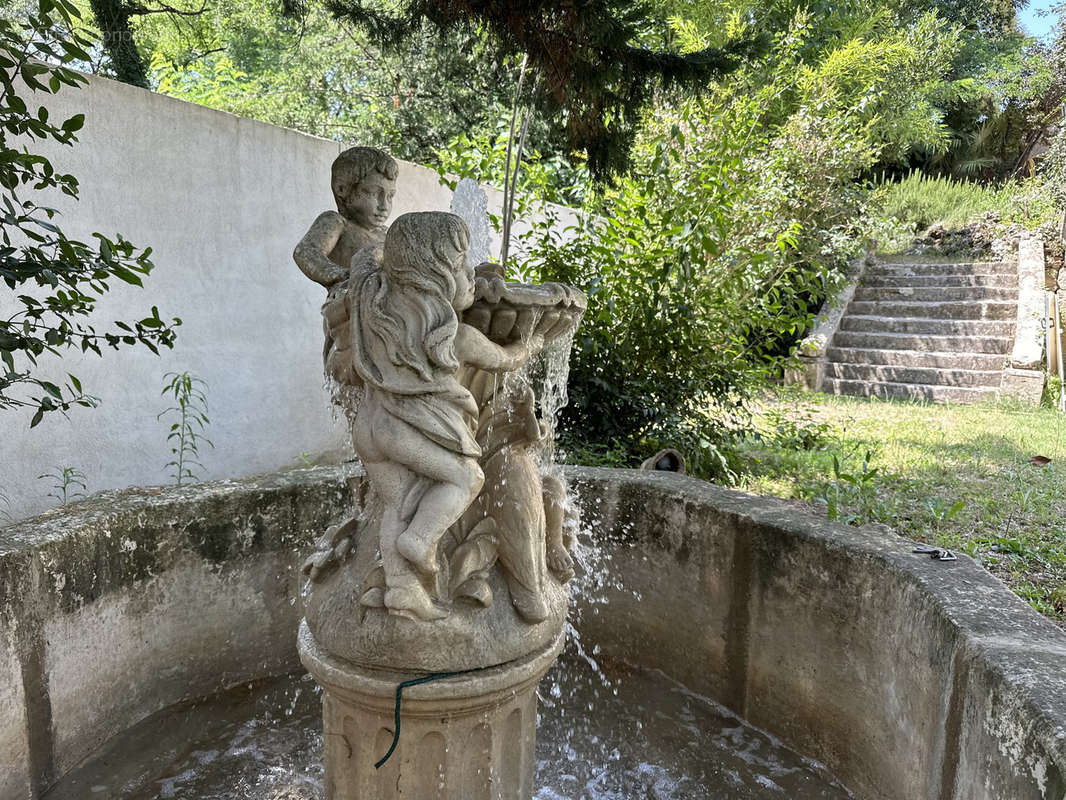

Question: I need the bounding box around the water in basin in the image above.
[49,644,852,800]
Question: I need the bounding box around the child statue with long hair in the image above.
[348,212,538,621]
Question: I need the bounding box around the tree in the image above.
[142,1,537,166]
[324,0,765,179]
[87,0,210,88]
[484,3,969,475]
[1,0,180,426]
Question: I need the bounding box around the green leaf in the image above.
[61,113,85,133]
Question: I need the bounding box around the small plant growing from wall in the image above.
[37,466,87,504]
[158,372,213,486]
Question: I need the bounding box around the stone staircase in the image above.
[822,258,1018,403]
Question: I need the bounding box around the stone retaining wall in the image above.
[1,467,1063,800]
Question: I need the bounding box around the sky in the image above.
[1018,0,1060,39]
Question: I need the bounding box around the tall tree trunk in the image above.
[89,0,150,89]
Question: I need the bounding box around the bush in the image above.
[439,7,972,480]
[1,0,179,426]
[519,91,869,479]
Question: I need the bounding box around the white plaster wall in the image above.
[0,73,574,523]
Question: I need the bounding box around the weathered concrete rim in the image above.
[570,465,1062,641]
[2,465,1064,800]
[564,466,1066,800]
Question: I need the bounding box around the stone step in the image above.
[824,361,1003,387]
[853,286,1016,302]
[861,274,1017,289]
[867,261,1014,276]
[823,378,999,404]
[832,330,1012,354]
[826,346,1008,371]
[847,300,1017,320]
[839,315,1015,337]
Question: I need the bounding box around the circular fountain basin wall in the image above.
[0,466,1063,800]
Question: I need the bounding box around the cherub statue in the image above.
[293,146,398,387]
[346,212,540,621]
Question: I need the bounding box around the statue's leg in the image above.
[543,474,575,582]
[369,462,448,622]
[394,449,485,576]
[354,405,447,621]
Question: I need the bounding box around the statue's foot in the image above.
[384,585,449,621]
[359,587,385,607]
[397,530,440,576]
[455,575,493,607]
[510,586,549,624]
[546,543,575,583]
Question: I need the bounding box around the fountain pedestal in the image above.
[299,622,563,800]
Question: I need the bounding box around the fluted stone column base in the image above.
[298,621,563,800]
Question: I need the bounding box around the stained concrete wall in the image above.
[568,468,1066,800]
[0,72,573,524]
[0,466,356,798]
[2,468,1065,799]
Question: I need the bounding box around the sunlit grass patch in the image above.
[738,390,1066,626]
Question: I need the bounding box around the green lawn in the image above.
[737,390,1066,626]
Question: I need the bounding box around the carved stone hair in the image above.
[331,146,399,204]
[382,213,469,297]
[370,212,471,377]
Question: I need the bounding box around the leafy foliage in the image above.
[484,6,965,478]
[144,2,533,165]
[1038,8,1066,209]
[435,117,591,209]
[1,0,180,426]
[904,7,1065,179]
[37,464,87,503]
[324,0,765,179]
[158,371,212,485]
[88,0,151,87]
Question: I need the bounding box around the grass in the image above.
[872,172,1058,236]
[737,389,1066,626]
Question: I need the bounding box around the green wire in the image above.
[375,670,473,769]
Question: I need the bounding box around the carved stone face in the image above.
[342,173,396,228]
[452,259,476,312]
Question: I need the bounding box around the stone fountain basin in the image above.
[1,466,1063,800]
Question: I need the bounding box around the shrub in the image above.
[1,0,180,427]
[520,92,868,479]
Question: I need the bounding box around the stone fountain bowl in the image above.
[463,263,586,346]
[2,466,1065,800]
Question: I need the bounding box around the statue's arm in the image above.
[293,211,348,287]
[456,323,541,372]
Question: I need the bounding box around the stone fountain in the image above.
[293,147,585,799]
